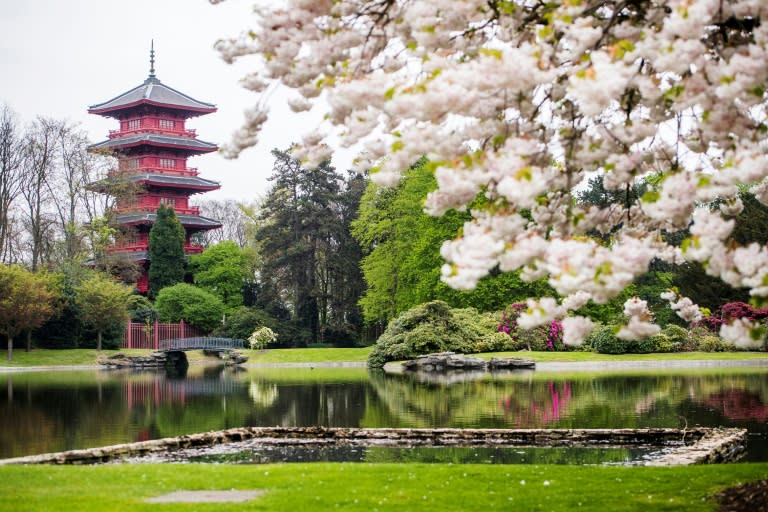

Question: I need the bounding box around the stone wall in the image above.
[0,426,746,466]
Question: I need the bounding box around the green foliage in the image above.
[213,306,278,341]
[473,331,519,352]
[354,159,552,329]
[699,335,731,352]
[74,273,134,351]
[128,295,157,323]
[367,301,494,368]
[256,150,365,344]
[648,333,676,353]
[148,204,187,298]
[661,324,690,346]
[34,262,94,349]
[154,283,225,333]
[190,241,254,309]
[586,325,627,354]
[0,265,57,359]
[516,325,551,351]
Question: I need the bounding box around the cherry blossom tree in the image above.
[211,0,768,347]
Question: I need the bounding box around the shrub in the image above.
[473,331,515,352]
[367,301,492,368]
[213,307,278,341]
[155,283,225,332]
[248,326,278,349]
[699,335,732,352]
[649,333,677,353]
[661,324,694,350]
[516,325,551,351]
[587,325,627,354]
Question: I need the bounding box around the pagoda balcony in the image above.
[109,242,204,254]
[108,243,148,253]
[115,205,202,216]
[113,167,199,177]
[109,127,198,139]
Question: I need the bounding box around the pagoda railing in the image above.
[109,127,197,139]
[112,167,200,177]
[109,243,203,253]
[114,205,202,216]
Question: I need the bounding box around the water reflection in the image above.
[1,366,767,461]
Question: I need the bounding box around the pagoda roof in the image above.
[116,212,222,230]
[90,173,221,193]
[89,77,216,117]
[129,173,221,192]
[89,133,217,155]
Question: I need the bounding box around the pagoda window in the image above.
[160,197,177,207]
[159,119,175,130]
[159,158,176,169]
[122,158,140,170]
[127,119,141,130]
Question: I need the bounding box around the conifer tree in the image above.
[148,204,186,298]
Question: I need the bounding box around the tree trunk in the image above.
[25,330,31,352]
[7,335,12,361]
[97,330,102,352]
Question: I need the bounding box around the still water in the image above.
[2,365,767,462]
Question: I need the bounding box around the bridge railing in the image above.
[158,337,245,352]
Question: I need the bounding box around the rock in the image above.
[403,353,488,372]
[488,357,536,370]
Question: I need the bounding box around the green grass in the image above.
[0,349,132,367]
[247,346,373,364]
[2,346,768,368]
[0,463,766,511]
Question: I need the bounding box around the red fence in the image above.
[122,320,205,350]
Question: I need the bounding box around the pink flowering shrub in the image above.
[696,302,768,332]
[499,304,564,351]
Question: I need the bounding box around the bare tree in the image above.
[20,117,62,270]
[194,198,260,248]
[0,105,24,264]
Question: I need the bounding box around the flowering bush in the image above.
[214,0,768,348]
[546,320,563,351]
[248,326,277,350]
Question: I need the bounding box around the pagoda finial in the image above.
[149,40,156,79]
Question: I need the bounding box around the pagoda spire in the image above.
[148,40,156,79]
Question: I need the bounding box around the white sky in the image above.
[0,0,348,202]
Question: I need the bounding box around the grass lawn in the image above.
[2,346,768,368]
[1,462,766,511]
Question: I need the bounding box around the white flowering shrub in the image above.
[214,0,768,347]
[248,326,277,350]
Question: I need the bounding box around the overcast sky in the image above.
[0,0,344,202]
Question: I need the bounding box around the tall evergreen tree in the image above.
[148,204,186,298]
[256,149,364,345]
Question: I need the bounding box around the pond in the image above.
[2,365,767,464]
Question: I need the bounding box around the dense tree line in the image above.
[353,159,553,335]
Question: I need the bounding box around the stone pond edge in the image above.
[0,426,747,467]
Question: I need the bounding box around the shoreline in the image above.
[3,357,768,373]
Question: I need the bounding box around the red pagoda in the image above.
[88,45,221,293]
